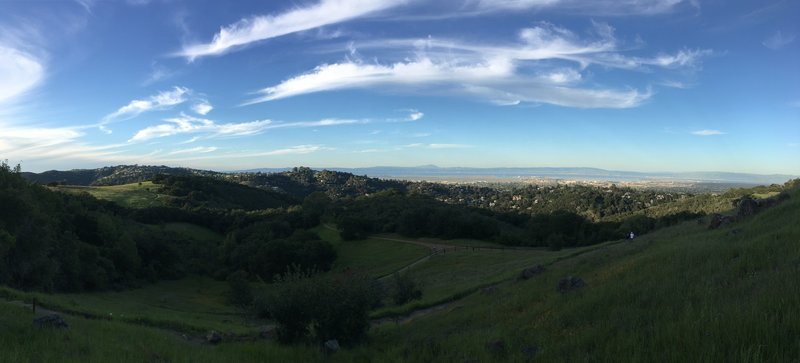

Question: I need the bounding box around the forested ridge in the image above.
[8,161,797,293]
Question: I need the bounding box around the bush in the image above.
[390,272,422,305]
[227,270,253,307]
[263,269,382,345]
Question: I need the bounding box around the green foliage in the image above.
[152,174,297,210]
[262,269,382,345]
[390,272,422,305]
[227,270,254,307]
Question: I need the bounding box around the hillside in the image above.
[0,179,796,361]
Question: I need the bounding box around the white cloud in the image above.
[191,101,214,115]
[405,143,472,149]
[408,110,425,121]
[129,114,366,142]
[257,145,326,156]
[168,146,218,155]
[246,22,706,108]
[177,0,406,61]
[129,114,272,142]
[763,31,795,50]
[691,129,725,136]
[102,86,190,126]
[475,0,688,15]
[0,46,45,103]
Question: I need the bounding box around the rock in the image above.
[324,339,340,354]
[33,314,68,329]
[486,340,506,355]
[258,326,275,339]
[737,197,759,217]
[519,265,546,280]
[557,276,585,293]
[521,346,539,360]
[205,330,222,345]
[708,214,736,229]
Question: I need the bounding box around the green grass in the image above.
[314,226,430,278]
[382,234,507,248]
[55,181,169,208]
[4,188,798,362]
[356,188,800,362]
[2,276,256,335]
[0,302,324,363]
[372,243,607,318]
[160,222,223,243]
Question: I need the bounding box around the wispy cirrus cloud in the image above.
[255,144,328,156]
[101,86,191,130]
[405,143,472,149]
[191,100,214,115]
[474,0,690,15]
[176,0,406,61]
[0,46,45,104]
[246,22,706,108]
[129,114,366,142]
[691,129,725,136]
[762,30,795,50]
[167,146,218,155]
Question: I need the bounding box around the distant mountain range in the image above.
[20,164,796,187]
[241,166,797,185]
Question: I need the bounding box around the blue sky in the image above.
[0,0,797,174]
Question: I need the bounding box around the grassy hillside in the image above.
[0,178,796,361]
[54,181,166,209]
[356,187,800,362]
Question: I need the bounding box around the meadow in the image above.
[1,185,797,362]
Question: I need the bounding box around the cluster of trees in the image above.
[152,174,297,211]
[255,269,382,344]
[0,162,190,291]
[332,188,704,249]
[1,162,338,292]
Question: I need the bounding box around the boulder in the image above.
[485,340,506,355]
[205,330,222,345]
[708,214,736,229]
[737,197,759,217]
[521,346,539,360]
[519,265,546,280]
[33,314,68,329]
[557,276,585,293]
[324,339,340,354]
[258,326,276,339]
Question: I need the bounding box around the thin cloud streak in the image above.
[101,87,191,132]
[246,22,707,108]
[176,0,406,61]
[691,129,725,136]
[0,46,45,103]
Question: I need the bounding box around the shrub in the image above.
[226,270,253,307]
[390,272,422,305]
[263,269,382,345]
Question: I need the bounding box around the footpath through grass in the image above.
[357,189,800,362]
[1,276,255,335]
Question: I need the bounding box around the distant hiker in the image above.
[629,232,635,240]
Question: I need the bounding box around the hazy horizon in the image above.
[1,1,798,175]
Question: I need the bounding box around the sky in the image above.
[0,0,798,174]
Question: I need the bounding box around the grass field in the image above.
[1,276,256,335]
[314,226,431,278]
[54,181,168,208]
[2,189,797,362]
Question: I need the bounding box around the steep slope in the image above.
[360,187,800,362]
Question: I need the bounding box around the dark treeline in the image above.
[0,162,335,292]
[333,189,703,249]
[151,174,298,211]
